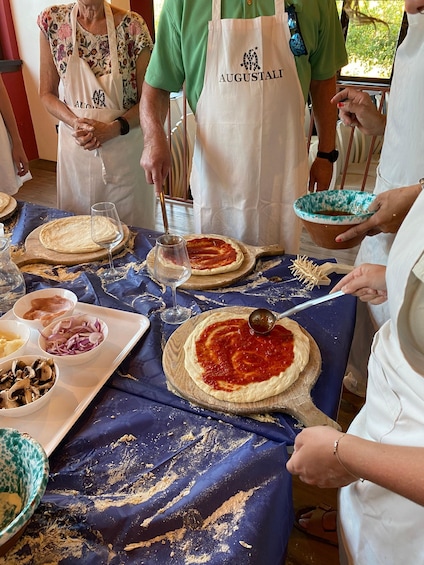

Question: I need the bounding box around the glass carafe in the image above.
[0,224,26,315]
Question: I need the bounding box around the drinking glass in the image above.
[91,202,124,282]
[154,234,192,324]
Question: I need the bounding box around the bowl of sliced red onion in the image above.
[38,314,108,366]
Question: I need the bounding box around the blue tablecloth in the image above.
[0,202,356,564]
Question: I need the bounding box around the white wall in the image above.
[10,0,131,161]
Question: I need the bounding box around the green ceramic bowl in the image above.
[0,428,49,555]
[293,189,376,249]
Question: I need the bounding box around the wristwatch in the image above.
[115,116,130,135]
[317,149,339,163]
[419,178,424,191]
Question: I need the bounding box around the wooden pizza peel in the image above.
[13,223,130,267]
[146,235,285,290]
[163,306,341,430]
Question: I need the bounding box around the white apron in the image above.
[339,190,424,564]
[355,12,424,327]
[57,2,155,228]
[191,0,308,253]
[0,115,31,195]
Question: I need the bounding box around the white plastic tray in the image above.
[1,303,150,455]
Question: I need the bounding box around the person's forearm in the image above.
[338,434,424,506]
[40,91,79,130]
[0,77,23,146]
[310,76,338,152]
[139,83,170,144]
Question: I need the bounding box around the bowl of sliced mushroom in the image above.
[0,355,59,417]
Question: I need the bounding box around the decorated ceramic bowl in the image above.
[293,189,376,249]
[0,428,49,556]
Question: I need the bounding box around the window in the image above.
[337,1,406,85]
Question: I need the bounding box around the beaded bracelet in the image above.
[333,434,364,482]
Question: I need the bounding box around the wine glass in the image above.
[91,201,124,282]
[154,234,192,324]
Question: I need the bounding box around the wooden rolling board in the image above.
[146,235,285,290]
[13,223,130,267]
[0,196,17,222]
[163,306,341,429]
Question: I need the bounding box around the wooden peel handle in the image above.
[247,243,285,257]
[287,398,342,430]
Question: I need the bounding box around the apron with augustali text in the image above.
[57,2,155,228]
[191,0,309,252]
[340,190,424,564]
[356,12,424,327]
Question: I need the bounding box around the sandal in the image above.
[294,503,338,547]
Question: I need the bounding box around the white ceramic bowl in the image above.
[0,428,49,556]
[293,189,376,249]
[0,355,59,418]
[0,320,31,362]
[38,314,108,366]
[13,288,77,330]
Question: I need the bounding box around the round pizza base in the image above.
[0,195,17,221]
[184,234,244,276]
[39,215,123,254]
[184,309,310,403]
[163,306,324,419]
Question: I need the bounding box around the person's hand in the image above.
[286,427,357,488]
[11,142,29,177]
[140,131,171,196]
[332,263,387,304]
[331,87,386,137]
[309,158,334,192]
[73,117,123,150]
[72,119,98,150]
[336,184,420,244]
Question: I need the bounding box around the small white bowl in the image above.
[38,314,108,366]
[0,355,59,418]
[0,320,31,362]
[13,288,77,330]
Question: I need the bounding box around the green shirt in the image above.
[145,0,348,113]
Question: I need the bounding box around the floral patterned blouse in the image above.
[37,4,153,109]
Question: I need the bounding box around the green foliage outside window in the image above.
[338,1,405,80]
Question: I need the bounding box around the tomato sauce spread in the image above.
[195,318,294,391]
[187,237,237,270]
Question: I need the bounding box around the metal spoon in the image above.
[248,290,346,334]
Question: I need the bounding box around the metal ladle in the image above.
[248,290,346,334]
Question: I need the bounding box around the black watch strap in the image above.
[317,149,339,163]
[116,116,130,135]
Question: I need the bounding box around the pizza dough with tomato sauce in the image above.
[184,234,244,276]
[184,310,310,403]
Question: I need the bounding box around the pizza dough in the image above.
[39,215,117,254]
[0,192,11,214]
[184,310,310,403]
[184,234,244,275]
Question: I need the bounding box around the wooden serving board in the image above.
[146,235,285,290]
[13,223,130,267]
[163,306,341,429]
[0,196,17,222]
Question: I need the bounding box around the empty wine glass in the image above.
[154,234,192,324]
[91,201,124,282]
